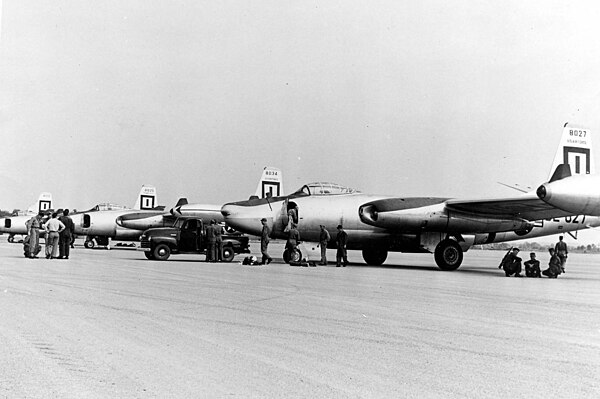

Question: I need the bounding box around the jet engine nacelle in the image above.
[537,174,600,216]
[359,202,533,234]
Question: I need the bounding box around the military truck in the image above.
[138,218,250,261]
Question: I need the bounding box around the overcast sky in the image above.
[2,1,600,242]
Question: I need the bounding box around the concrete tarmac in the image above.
[1,238,599,398]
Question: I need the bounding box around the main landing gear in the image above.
[434,239,463,271]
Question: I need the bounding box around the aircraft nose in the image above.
[220,203,264,235]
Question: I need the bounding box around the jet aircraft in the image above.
[115,166,283,231]
[0,192,53,242]
[222,124,600,270]
[70,185,164,248]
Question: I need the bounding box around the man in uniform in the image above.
[500,247,522,277]
[554,236,568,273]
[335,224,348,267]
[205,219,218,262]
[25,212,44,258]
[286,223,300,260]
[524,252,541,278]
[318,225,330,265]
[260,218,272,265]
[44,212,65,259]
[58,209,75,259]
[542,248,562,278]
[215,223,223,262]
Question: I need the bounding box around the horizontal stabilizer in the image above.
[175,198,188,207]
[549,164,572,183]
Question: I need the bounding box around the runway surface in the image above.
[1,237,599,398]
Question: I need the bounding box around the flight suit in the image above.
[261,224,272,264]
[319,227,330,265]
[524,259,541,278]
[205,224,217,262]
[336,228,348,267]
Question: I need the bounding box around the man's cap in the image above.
[530,252,536,256]
[261,218,267,222]
[512,248,519,252]
[210,219,216,224]
[337,224,343,229]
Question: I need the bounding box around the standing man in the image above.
[205,219,218,262]
[215,223,223,262]
[554,236,568,273]
[260,218,272,265]
[25,212,44,258]
[319,225,330,265]
[58,209,75,259]
[44,212,65,259]
[286,223,300,260]
[524,252,541,278]
[335,224,348,267]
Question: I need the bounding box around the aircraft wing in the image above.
[445,192,574,220]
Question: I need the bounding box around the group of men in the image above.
[500,236,568,279]
[25,209,75,259]
[260,219,349,267]
[205,219,223,262]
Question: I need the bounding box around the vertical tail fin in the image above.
[548,123,594,180]
[254,167,283,198]
[133,185,157,210]
[27,192,52,214]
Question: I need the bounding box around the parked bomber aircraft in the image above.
[222,124,600,270]
[115,166,283,231]
[0,192,53,242]
[70,185,164,248]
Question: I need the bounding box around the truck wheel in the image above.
[144,251,156,260]
[153,244,171,261]
[221,246,235,262]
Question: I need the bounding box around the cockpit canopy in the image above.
[294,182,360,196]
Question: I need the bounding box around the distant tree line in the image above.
[478,241,600,253]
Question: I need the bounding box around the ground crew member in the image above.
[542,248,562,278]
[335,224,348,267]
[554,236,568,273]
[25,212,44,258]
[215,223,223,262]
[499,247,522,277]
[524,252,541,278]
[286,223,300,259]
[205,219,218,262]
[58,209,75,259]
[260,218,272,265]
[44,212,65,259]
[319,225,330,265]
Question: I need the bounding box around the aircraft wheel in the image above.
[434,239,463,271]
[221,246,235,262]
[153,244,171,261]
[362,248,388,266]
[283,248,302,264]
[7,234,15,243]
[84,239,95,249]
[144,251,155,260]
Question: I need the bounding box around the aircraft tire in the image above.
[434,239,463,271]
[362,248,388,266]
[153,244,171,261]
[222,246,235,262]
[283,248,302,264]
[84,239,95,249]
[144,251,155,260]
[7,234,15,243]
